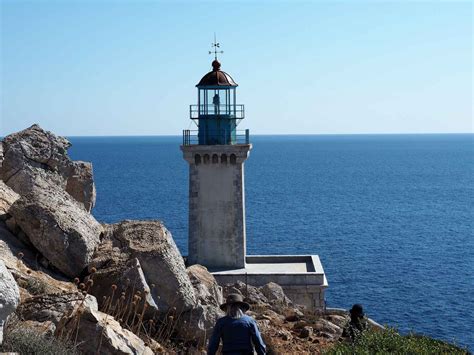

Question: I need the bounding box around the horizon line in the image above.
[62,132,474,138]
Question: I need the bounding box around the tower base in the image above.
[211,255,328,310]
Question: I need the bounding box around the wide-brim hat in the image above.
[350,304,364,317]
[220,293,250,312]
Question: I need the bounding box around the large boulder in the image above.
[89,220,196,313]
[0,181,19,220]
[1,124,96,211]
[0,260,20,345]
[260,282,292,308]
[9,186,102,277]
[56,306,153,355]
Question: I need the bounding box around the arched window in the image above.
[212,154,219,164]
[221,154,228,164]
[194,154,201,165]
[203,154,210,164]
[230,154,237,165]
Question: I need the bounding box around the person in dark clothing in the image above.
[341,304,369,342]
[208,293,266,355]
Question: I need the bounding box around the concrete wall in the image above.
[182,144,251,269]
[213,272,327,310]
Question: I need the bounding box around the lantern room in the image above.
[188,59,246,145]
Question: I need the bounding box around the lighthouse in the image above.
[181,45,251,270]
[182,41,327,309]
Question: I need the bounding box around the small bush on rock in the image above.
[324,327,469,355]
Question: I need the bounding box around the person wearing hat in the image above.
[341,304,369,341]
[207,293,266,355]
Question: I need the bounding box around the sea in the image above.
[67,134,474,351]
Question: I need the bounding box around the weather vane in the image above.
[209,33,224,60]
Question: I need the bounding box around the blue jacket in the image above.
[207,315,266,355]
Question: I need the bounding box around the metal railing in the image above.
[182,129,250,146]
[189,104,245,119]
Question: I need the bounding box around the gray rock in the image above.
[0,260,20,345]
[0,181,19,220]
[56,306,153,355]
[9,186,102,277]
[175,265,225,342]
[0,143,3,170]
[187,264,223,307]
[176,303,223,342]
[314,318,342,335]
[261,282,292,306]
[87,258,158,318]
[283,307,304,322]
[90,220,196,313]
[1,124,96,211]
[223,280,268,305]
[18,292,98,325]
[1,124,72,193]
[65,161,96,212]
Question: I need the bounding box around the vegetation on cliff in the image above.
[324,327,469,355]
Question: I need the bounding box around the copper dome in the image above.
[196,60,238,87]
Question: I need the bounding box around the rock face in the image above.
[0,260,20,345]
[65,161,96,212]
[0,144,3,169]
[175,265,224,341]
[187,264,223,307]
[89,220,196,313]
[87,257,158,317]
[18,292,97,328]
[9,187,102,277]
[57,306,153,355]
[261,282,292,309]
[0,181,19,220]
[1,124,96,212]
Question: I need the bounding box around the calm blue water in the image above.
[68,134,474,350]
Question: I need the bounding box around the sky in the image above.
[1,0,472,136]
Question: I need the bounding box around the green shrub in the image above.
[0,318,77,355]
[324,327,469,355]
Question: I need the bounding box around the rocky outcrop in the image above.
[9,186,102,277]
[0,260,20,345]
[1,124,95,212]
[0,182,19,220]
[89,220,196,313]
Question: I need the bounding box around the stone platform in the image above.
[210,255,328,310]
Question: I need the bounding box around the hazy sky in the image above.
[1,0,472,136]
